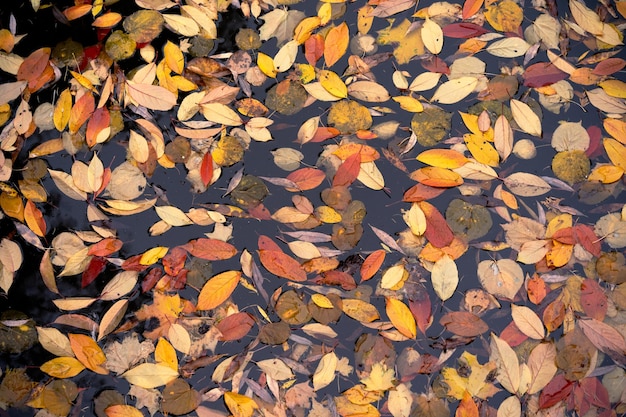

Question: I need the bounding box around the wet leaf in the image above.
[123,363,179,389]
[197,270,240,310]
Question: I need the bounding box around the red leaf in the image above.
[82,256,107,288]
[121,254,151,272]
[157,270,187,291]
[285,168,326,191]
[539,374,574,409]
[88,238,123,257]
[573,224,601,258]
[248,203,272,220]
[162,247,187,276]
[312,270,356,290]
[585,125,603,158]
[403,183,446,202]
[200,152,213,187]
[523,62,568,88]
[183,238,237,260]
[580,279,607,321]
[439,311,488,337]
[442,22,489,38]
[418,201,454,248]
[304,34,324,66]
[580,377,610,409]
[141,267,163,293]
[216,312,255,341]
[499,320,528,347]
[592,57,626,76]
[420,56,450,75]
[333,152,361,187]
[409,285,432,335]
[552,227,575,245]
[17,47,51,90]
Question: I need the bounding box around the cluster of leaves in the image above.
[1,0,626,417]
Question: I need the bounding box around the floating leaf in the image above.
[123,363,179,389]
[197,270,240,310]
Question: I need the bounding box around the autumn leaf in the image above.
[197,270,240,310]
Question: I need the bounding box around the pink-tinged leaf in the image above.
[420,56,450,74]
[162,247,187,276]
[572,224,601,257]
[409,285,432,335]
[402,183,446,202]
[87,238,123,257]
[578,318,626,356]
[580,279,607,321]
[200,152,213,187]
[578,377,611,410]
[216,312,254,341]
[499,320,528,347]
[82,256,107,288]
[141,267,163,293]
[585,125,603,158]
[592,57,626,76]
[539,374,574,409]
[285,168,326,192]
[258,235,282,252]
[259,249,307,282]
[418,201,454,248]
[182,238,237,260]
[442,22,489,38]
[522,62,568,87]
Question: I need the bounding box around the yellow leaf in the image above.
[197,270,241,310]
[69,333,108,375]
[357,5,374,35]
[257,52,277,78]
[381,263,408,290]
[410,166,464,187]
[545,240,573,268]
[489,333,520,394]
[97,299,128,341]
[604,138,626,170]
[485,0,523,32]
[128,130,149,163]
[324,22,349,67]
[510,99,542,137]
[122,363,179,388]
[403,202,426,236]
[274,40,298,73]
[293,16,322,44]
[311,293,334,309]
[588,164,624,183]
[319,69,347,98]
[155,337,179,371]
[385,297,416,339]
[168,322,191,354]
[24,199,46,237]
[53,88,72,132]
[360,361,395,391]
[40,357,85,378]
[313,351,338,390]
[139,246,169,265]
[421,18,443,54]
[163,40,184,74]
[342,299,380,323]
[392,95,424,112]
[464,133,500,167]
[417,148,468,168]
[604,118,626,144]
[316,205,342,223]
[224,392,258,417]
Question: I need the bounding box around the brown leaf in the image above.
[439,311,488,337]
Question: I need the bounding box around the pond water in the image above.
[1,1,625,417]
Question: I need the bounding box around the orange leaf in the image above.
[24,199,46,237]
[216,312,255,341]
[92,12,122,28]
[360,249,386,282]
[182,238,237,260]
[403,183,446,202]
[88,238,123,257]
[385,297,416,339]
[259,249,307,282]
[333,152,361,187]
[324,22,349,67]
[333,143,380,162]
[410,166,464,187]
[418,201,454,248]
[69,92,95,134]
[456,391,479,417]
[285,168,326,192]
[526,274,548,304]
[69,333,108,375]
[86,106,111,147]
[63,4,92,21]
[197,270,240,310]
[463,0,484,19]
